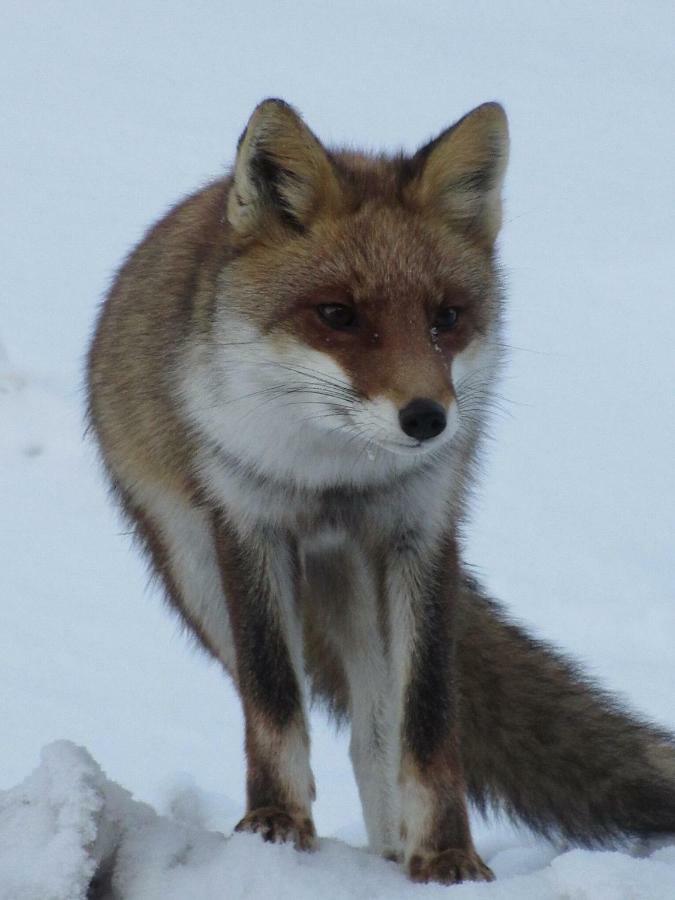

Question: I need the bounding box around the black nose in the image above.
[399,398,447,441]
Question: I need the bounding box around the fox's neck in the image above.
[191,431,472,544]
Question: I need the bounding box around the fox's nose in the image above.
[399,398,447,441]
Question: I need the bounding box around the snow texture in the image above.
[1,742,674,900]
[2,0,674,897]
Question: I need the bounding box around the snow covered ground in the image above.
[2,1,674,897]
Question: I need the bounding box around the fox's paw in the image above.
[407,848,495,885]
[235,806,316,851]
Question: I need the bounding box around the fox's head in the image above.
[187,99,508,486]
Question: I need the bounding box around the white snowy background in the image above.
[1,1,674,897]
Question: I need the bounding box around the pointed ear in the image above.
[408,102,509,246]
[227,99,341,238]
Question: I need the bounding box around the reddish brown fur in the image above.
[87,99,675,890]
[88,163,496,491]
[88,180,232,497]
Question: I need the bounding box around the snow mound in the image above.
[1,743,674,900]
[0,742,103,900]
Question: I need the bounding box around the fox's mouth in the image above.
[369,435,447,456]
[328,406,452,458]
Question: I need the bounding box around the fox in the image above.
[86,98,675,885]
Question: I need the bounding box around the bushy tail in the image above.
[457,578,675,845]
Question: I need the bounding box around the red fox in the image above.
[87,99,675,885]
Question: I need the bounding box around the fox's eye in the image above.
[317,303,358,330]
[433,306,460,331]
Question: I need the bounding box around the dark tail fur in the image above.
[457,577,675,845]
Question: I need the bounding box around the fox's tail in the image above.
[458,578,675,845]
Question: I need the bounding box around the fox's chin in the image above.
[335,426,451,458]
[371,436,449,457]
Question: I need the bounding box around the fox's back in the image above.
[87,179,231,494]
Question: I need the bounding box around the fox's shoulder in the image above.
[123,176,232,276]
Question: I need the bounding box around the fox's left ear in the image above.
[409,103,509,246]
[227,99,341,239]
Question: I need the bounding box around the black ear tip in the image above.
[473,102,509,132]
[245,98,304,135]
[479,101,507,115]
[258,97,292,109]
[253,97,297,118]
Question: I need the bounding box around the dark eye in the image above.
[317,303,358,330]
[433,306,460,331]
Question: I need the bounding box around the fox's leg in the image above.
[345,595,402,860]
[305,534,491,881]
[386,535,494,885]
[304,542,402,857]
[120,481,237,672]
[121,481,315,848]
[213,513,316,850]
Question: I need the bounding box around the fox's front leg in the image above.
[391,535,493,884]
[213,514,316,850]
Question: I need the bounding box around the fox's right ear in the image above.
[408,103,509,247]
[227,99,341,239]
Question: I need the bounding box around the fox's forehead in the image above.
[225,203,497,322]
[314,205,494,300]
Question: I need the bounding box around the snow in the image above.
[2,743,674,900]
[2,1,674,897]
[5,741,675,900]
